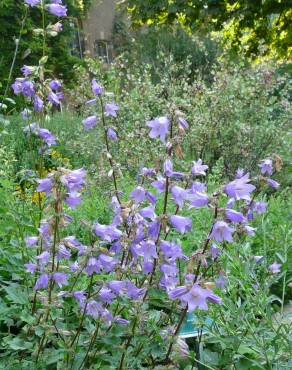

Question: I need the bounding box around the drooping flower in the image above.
[57,244,71,260]
[36,251,50,265]
[225,209,246,223]
[34,95,44,112]
[22,80,35,97]
[50,80,62,90]
[114,317,129,325]
[259,159,273,175]
[244,225,256,236]
[94,222,122,242]
[24,236,38,247]
[39,128,57,146]
[188,191,209,208]
[126,281,145,300]
[215,272,228,290]
[135,240,158,261]
[160,240,185,261]
[107,128,117,140]
[92,79,104,95]
[224,173,255,201]
[53,272,68,287]
[25,0,41,6]
[48,91,62,106]
[108,280,126,294]
[170,215,192,234]
[151,175,166,193]
[267,178,280,189]
[269,261,281,274]
[99,254,117,272]
[146,116,169,143]
[86,300,101,318]
[11,78,25,94]
[191,159,208,176]
[139,205,156,220]
[210,221,235,243]
[99,287,116,304]
[171,186,188,208]
[210,243,221,259]
[25,262,38,274]
[61,168,86,192]
[86,257,101,275]
[82,115,97,130]
[105,102,119,117]
[130,186,146,203]
[65,192,81,208]
[46,3,67,17]
[36,177,53,194]
[34,273,49,290]
[21,65,33,76]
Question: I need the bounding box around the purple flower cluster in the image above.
[25,0,68,17]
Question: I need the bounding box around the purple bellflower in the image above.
[267,178,280,189]
[25,0,41,6]
[259,159,273,175]
[146,116,169,143]
[82,115,97,130]
[170,215,192,234]
[92,79,104,95]
[105,102,119,117]
[269,261,281,274]
[34,274,49,290]
[191,159,208,176]
[210,221,235,243]
[47,3,67,17]
[225,209,246,223]
[224,173,255,201]
[53,272,68,287]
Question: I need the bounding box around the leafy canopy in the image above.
[123,0,292,59]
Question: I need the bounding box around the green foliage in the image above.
[124,0,292,60]
[0,0,90,100]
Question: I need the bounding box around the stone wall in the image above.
[81,0,117,58]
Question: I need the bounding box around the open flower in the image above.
[210,221,235,242]
[146,116,169,143]
[170,215,192,234]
